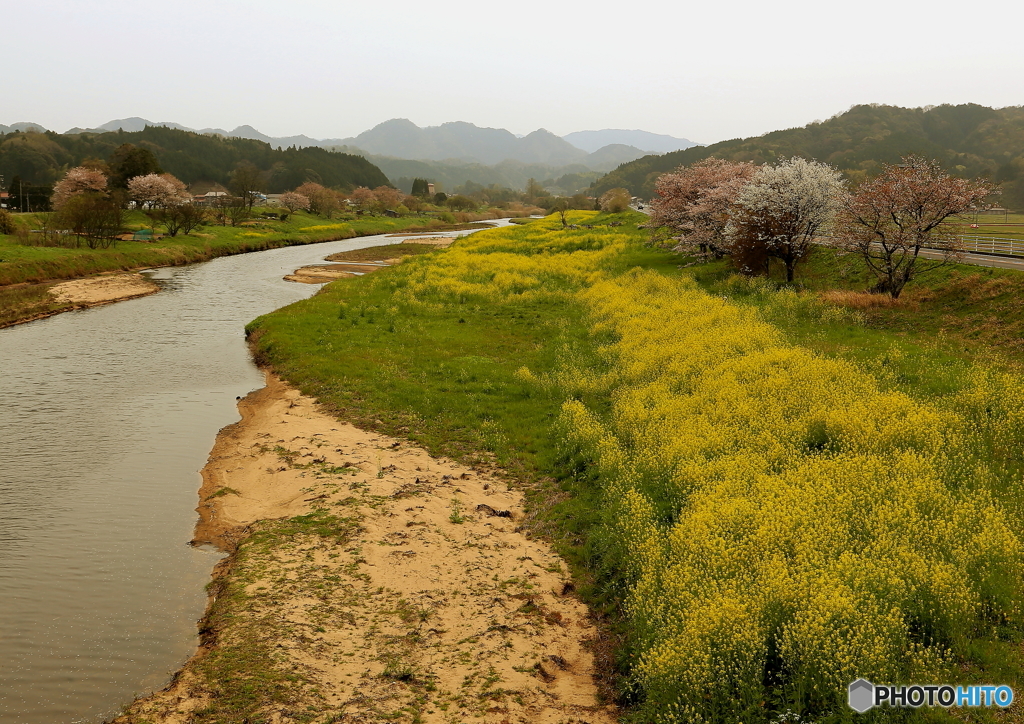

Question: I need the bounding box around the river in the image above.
[0,226,495,724]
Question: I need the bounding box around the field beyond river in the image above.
[119,212,1024,723]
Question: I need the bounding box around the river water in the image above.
[0,227,491,724]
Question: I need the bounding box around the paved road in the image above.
[918,248,1024,271]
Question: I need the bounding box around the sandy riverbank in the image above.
[284,262,391,284]
[114,373,616,724]
[49,272,160,306]
[0,272,161,330]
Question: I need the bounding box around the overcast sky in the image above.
[5,0,1022,145]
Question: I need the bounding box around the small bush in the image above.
[0,209,16,235]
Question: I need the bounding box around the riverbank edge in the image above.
[107,370,618,724]
[0,221,440,329]
[0,273,161,330]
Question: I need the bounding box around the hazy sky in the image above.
[6,0,1022,145]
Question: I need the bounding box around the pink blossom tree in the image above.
[52,167,108,210]
[348,186,375,213]
[841,155,996,298]
[371,186,403,214]
[649,158,755,256]
[295,182,342,218]
[598,187,631,213]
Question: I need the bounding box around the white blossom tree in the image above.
[52,167,108,210]
[128,173,189,209]
[279,191,310,214]
[726,157,846,281]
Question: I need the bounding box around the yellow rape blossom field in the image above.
[249,212,1024,723]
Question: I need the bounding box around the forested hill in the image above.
[592,103,1024,208]
[0,125,391,192]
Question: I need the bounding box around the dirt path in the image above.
[115,374,616,724]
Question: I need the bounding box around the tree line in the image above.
[0,125,390,195]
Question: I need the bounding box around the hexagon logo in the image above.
[848,678,875,712]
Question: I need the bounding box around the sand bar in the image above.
[49,272,159,306]
[116,373,616,723]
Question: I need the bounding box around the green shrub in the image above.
[0,209,16,235]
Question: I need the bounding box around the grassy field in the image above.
[688,245,1024,361]
[238,213,1024,722]
[947,212,1024,241]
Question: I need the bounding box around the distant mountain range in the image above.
[328,118,670,169]
[0,122,48,134]
[1,117,697,173]
[563,129,697,154]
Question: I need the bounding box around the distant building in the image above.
[193,191,228,207]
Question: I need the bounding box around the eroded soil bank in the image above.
[113,373,616,724]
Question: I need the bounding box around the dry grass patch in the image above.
[819,289,903,309]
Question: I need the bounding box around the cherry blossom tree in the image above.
[599,187,631,213]
[371,186,403,213]
[348,186,375,214]
[840,155,996,298]
[295,182,342,218]
[402,194,425,213]
[279,191,310,214]
[726,157,846,281]
[161,173,189,203]
[128,173,189,209]
[649,158,755,256]
[52,167,108,210]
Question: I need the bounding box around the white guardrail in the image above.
[952,236,1024,257]
[818,235,1024,258]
